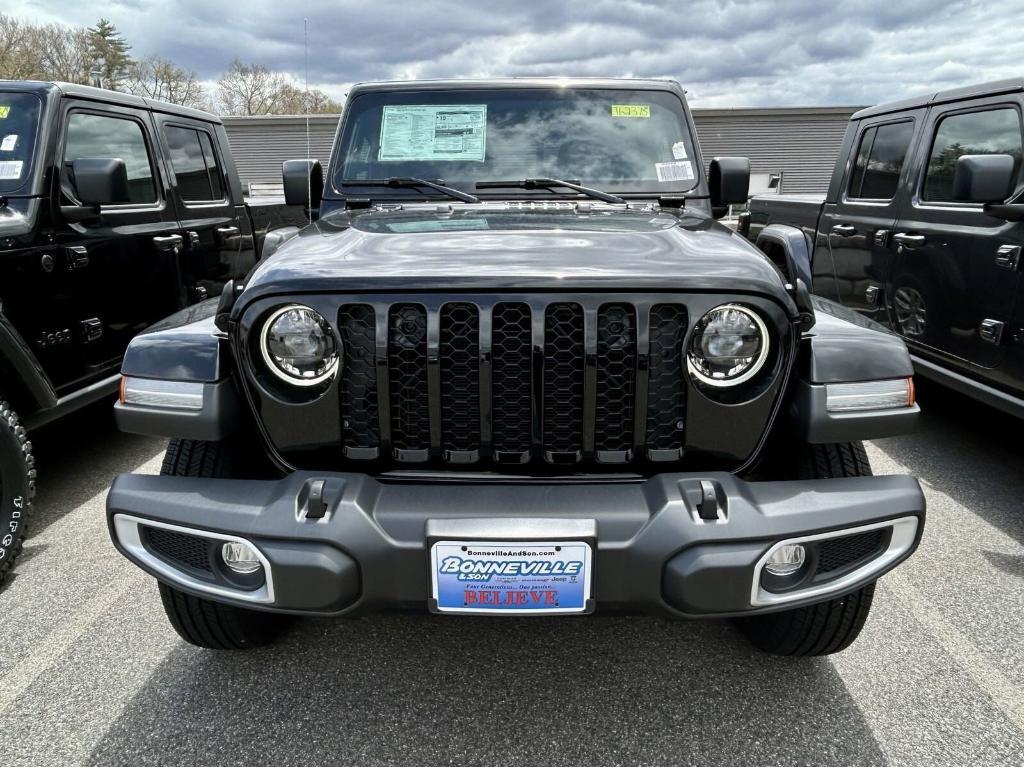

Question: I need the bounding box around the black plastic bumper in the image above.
[106,471,925,618]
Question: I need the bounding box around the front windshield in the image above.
[0,92,43,195]
[332,87,699,198]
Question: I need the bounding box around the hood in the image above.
[242,205,792,308]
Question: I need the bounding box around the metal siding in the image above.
[692,111,855,194]
[223,109,856,195]
[224,118,339,191]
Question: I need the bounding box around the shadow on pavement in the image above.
[86,613,886,766]
[871,379,1024,545]
[29,399,165,536]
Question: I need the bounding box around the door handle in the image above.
[830,224,856,237]
[153,234,184,253]
[216,226,240,239]
[892,233,925,247]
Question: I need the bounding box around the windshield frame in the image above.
[325,82,706,203]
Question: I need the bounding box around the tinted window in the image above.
[64,112,156,204]
[197,130,224,199]
[924,108,1023,202]
[164,125,211,201]
[0,92,43,194]
[334,88,699,196]
[848,121,914,200]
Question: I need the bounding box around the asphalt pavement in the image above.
[1,381,1021,766]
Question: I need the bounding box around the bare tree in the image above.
[34,23,93,84]
[216,59,287,116]
[0,15,39,80]
[125,55,206,109]
[274,83,343,114]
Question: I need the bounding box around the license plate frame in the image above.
[429,540,593,615]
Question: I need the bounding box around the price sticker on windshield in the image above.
[611,104,650,118]
[0,106,9,119]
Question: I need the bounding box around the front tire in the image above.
[157,438,288,650]
[0,400,35,583]
[737,442,877,656]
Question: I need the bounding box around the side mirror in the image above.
[283,159,323,208]
[709,156,751,207]
[72,158,129,206]
[952,154,1015,203]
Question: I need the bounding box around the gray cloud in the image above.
[11,0,1024,107]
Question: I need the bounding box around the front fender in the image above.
[116,299,242,441]
[788,296,918,443]
[756,224,813,287]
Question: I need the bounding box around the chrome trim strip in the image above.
[750,516,918,607]
[112,513,275,604]
[122,376,204,410]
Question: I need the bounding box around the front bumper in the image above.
[106,471,925,618]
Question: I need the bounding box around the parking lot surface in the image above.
[1,381,1022,766]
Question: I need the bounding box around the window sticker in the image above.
[611,104,650,118]
[1,134,17,151]
[379,105,487,162]
[671,141,688,160]
[0,160,23,179]
[655,160,693,183]
[0,106,9,119]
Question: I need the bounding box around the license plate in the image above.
[430,540,592,615]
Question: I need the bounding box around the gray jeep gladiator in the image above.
[106,78,926,656]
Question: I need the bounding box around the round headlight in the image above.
[260,305,339,386]
[687,304,769,387]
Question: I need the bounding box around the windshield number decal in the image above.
[611,104,650,118]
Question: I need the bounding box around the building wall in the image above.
[224,106,860,196]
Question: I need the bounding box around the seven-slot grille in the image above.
[336,299,689,466]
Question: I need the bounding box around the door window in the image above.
[923,107,1023,202]
[847,120,915,200]
[164,125,225,202]
[64,112,157,204]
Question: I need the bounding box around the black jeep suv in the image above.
[106,79,926,656]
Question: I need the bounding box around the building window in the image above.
[64,112,157,204]
[848,120,914,201]
[923,108,1023,202]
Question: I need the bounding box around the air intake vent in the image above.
[816,529,887,576]
[143,527,213,573]
[543,303,585,459]
[388,304,430,457]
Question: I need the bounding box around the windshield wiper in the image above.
[340,177,479,204]
[475,178,626,205]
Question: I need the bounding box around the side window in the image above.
[848,121,914,200]
[923,107,1023,202]
[164,125,225,203]
[197,130,225,199]
[64,112,156,204]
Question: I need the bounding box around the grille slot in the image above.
[645,304,688,459]
[338,304,379,455]
[440,303,481,453]
[491,302,532,457]
[388,304,430,456]
[543,303,585,458]
[816,529,887,575]
[143,527,212,573]
[595,304,637,454]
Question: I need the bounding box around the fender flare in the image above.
[0,312,57,411]
[755,224,813,288]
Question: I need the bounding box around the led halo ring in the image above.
[259,304,340,387]
[686,303,770,388]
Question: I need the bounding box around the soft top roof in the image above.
[0,80,222,124]
[853,78,1024,120]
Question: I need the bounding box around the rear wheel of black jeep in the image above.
[737,441,877,656]
[156,438,288,650]
[0,399,36,584]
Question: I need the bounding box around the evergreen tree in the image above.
[87,18,131,89]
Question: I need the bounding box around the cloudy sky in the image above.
[11,0,1024,107]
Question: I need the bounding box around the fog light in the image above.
[765,544,806,576]
[221,541,262,574]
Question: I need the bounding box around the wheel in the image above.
[157,438,288,649]
[0,399,36,583]
[736,442,877,656]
